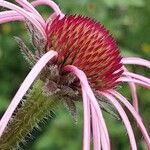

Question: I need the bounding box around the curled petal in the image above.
[32,0,64,18]
[109,90,150,149]
[16,0,45,25]
[0,0,46,38]
[0,50,58,137]
[0,0,58,25]
[100,92,137,150]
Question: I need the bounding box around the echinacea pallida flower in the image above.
[0,0,150,150]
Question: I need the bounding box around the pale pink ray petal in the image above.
[64,65,110,150]
[123,67,139,112]
[0,10,44,25]
[81,86,91,150]
[118,77,150,89]
[16,0,45,26]
[32,0,64,19]
[0,17,22,24]
[123,71,150,84]
[101,92,137,150]
[82,84,108,150]
[0,1,46,38]
[46,12,58,24]
[88,94,109,150]
[0,11,24,24]
[128,82,138,112]
[122,57,150,68]
[0,1,58,27]
[0,50,57,137]
[109,90,150,149]
[0,10,21,18]
[91,105,101,150]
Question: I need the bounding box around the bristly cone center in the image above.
[17,15,123,96]
[45,15,123,92]
[15,15,122,122]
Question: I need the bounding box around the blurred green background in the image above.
[0,0,150,149]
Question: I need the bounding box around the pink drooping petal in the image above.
[0,0,61,22]
[46,12,58,24]
[82,85,106,150]
[109,90,150,149]
[91,105,101,150]
[122,57,150,68]
[81,86,91,150]
[128,82,138,112]
[16,0,45,27]
[82,88,102,150]
[123,67,139,112]
[0,50,57,137]
[31,0,64,19]
[123,71,150,85]
[81,83,109,150]
[0,0,46,38]
[64,65,110,150]
[118,77,150,89]
[100,92,137,150]
[0,10,25,24]
[82,89,109,150]
[0,0,57,25]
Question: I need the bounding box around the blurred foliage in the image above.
[0,0,150,149]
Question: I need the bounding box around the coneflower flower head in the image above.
[46,15,123,91]
[0,1,150,150]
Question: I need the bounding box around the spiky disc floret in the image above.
[46,15,123,91]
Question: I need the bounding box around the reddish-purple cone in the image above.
[46,15,123,91]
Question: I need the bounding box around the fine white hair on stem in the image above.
[0,50,58,137]
[64,65,110,150]
[118,77,150,89]
[100,92,137,150]
[31,0,65,19]
[122,57,150,68]
[109,90,150,149]
[122,67,139,112]
[0,0,46,38]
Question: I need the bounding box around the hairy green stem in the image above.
[0,80,60,149]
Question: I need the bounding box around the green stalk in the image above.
[0,80,60,149]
